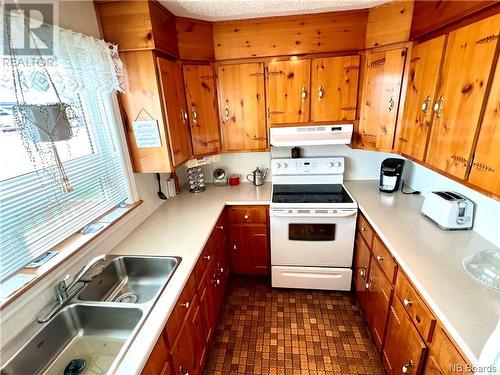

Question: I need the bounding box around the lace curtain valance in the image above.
[0,10,125,98]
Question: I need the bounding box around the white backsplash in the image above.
[201,145,500,248]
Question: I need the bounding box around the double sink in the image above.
[1,255,180,375]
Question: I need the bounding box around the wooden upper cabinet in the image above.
[267,59,311,125]
[382,297,427,375]
[397,36,446,161]
[311,55,360,122]
[425,14,500,179]
[217,63,267,151]
[95,1,178,57]
[358,48,407,151]
[157,58,192,167]
[183,65,221,157]
[468,58,500,195]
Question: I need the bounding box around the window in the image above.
[0,11,131,284]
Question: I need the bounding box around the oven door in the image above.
[270,209,357,267]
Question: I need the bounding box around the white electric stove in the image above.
[270,157,358,291]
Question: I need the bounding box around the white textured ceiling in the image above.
[160,0,389,21]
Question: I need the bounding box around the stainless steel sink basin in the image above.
[78,256,179,304]
[1,255,180,375]
[1,304,142,375]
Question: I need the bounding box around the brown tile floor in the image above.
[205,278,384,375]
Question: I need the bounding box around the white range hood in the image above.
[269,124,353,147]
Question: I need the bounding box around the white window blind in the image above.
[0,91,130,282]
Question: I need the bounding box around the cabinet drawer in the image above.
[164,272,196,344]
[372,236,397,284]
[395,269,436,343]
[357,213,374,247]
[228,206,268,224]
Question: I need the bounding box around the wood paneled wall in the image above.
[212,10,369,60]
[175,17,215,61]
[365,1,414,48]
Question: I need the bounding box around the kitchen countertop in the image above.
[112,180,499,374]
[345,180,500,365]
[111,183,271,375]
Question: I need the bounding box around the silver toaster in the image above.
[421,191,474,230]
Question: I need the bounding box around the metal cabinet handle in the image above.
[179,366,189,375]
[359,267,366,279]
[217,225,224,230]
[244,214,249,219]
[433,96,444,118]
[180,108,188,124]
[301,85,307,102]
[388,96,395,113]
[403,298,412,306]
[212,278,220,286]
[191,106,198,123]
[233,241,237,250]
[318,85,324,101]
[365,281,372,290]
[421,95,431,117]
[361,226,366,232]
[203,255,211,260]
[402,360,414,374]
[180,301,190,309]
[224,105,230,121]
[219,267,224,273]
[376,255,384,262]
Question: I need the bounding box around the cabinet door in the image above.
[426,14,500,179]
[468,59,500,195]
[183,64,221,156]
[311,55,360,121]
[365,258,393,352]
[198,269,216,346]
[358,48,406,151]
[423,325,468,375]
[217,63,267,151]
[230,225,269,276]
[141,336,169,375]
[382,298,427,375]
[170,295,204,375]
[398,36,446,161]
[157,58,193,167]
[267,59,311,124]
[354,233,371,310]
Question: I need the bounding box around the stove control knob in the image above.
[276,162,282,169]
[283,162,288,169]
[330,161,341,168]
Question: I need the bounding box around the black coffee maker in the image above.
[380,158,405,192]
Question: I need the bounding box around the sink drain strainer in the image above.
[114,292,138,303]
[64,358,86,375]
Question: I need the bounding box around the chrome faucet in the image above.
[39,255,107,323]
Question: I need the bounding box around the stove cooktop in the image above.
[271,184,355,205]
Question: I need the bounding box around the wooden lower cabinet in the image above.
[382,297,427,375]
[354,233,371,309]
[141,336,173,375]
[229,224,269,276]
[228,205,270,276]
[423,325,469,374]
[170,294,204,375]
[364,257,393,352]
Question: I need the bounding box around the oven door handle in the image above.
[270,210,357,218]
